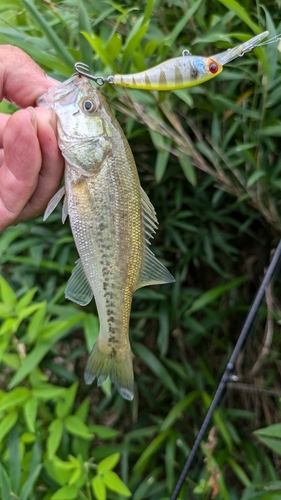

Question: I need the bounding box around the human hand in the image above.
[0,45,64,232]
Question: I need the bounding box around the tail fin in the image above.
[84,339,134,401]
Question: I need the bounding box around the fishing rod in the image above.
[170,238,281,500]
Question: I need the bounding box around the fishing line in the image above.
[170,238,281,500]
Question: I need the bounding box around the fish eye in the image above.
[80,97,97,114]
[209,61,219,74]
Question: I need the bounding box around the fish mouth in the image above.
[37,75,86,108]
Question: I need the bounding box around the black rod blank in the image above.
[170,239,281,500]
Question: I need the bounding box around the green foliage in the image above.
[0,0,281,499]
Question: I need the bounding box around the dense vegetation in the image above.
[0,0,281,498]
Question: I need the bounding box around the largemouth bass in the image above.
[37,75,175,401]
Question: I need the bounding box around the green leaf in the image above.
[133,343,179,396]
[254,423,281,438]
[18,303,44,322]
[28,439,42,478]
[92,475,106,500]
[160,391,200,431]
[155,147,171,183]
[55,383,78,419]
[123,22,149,64]
[227,457,251,487]
[44,456,74,486]
[0,411,18,442]
[9,341,60,388]
[247,170,266,187]
[83,314,99,353]
[0,302,13,319]
[75,397,90,423]
[78,0,93,68]
[23,397,37,433]
[26,303,47,342]
[91,425,119,440]
[0,275,16,306]
[217,0,261,33]
[19,465,42,500]
[143,0,157,24]
[167,0,203,46]
[0,462,11,500]
[259,125,281,137]
[98,453,120,473]
[103,470,131,496]
[9,317,82,388]
[15,288,37,312]
[106,33,123,62]
[22,0,75,67]
[133,430,170,474]
[0,387,30,413]
[186,276,246,315]
[81,32,118,70]
[0,34,70,77]
[254,436,281,456]
[0,225,26,255]
[47,419,63,457]
[213,409,233,451]
[32,384,65,401]
[50,485,78,500]
[65,415,93,440]
[9,426,21,494]
[178,157,197,186]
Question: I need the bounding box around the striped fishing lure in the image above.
[75,30,280,91]
[110,54,222,90]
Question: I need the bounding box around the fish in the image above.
[92,30,279,90]
[37,75,175,401]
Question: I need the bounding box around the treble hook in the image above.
[73,62,113,86]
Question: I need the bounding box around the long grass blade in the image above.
[22,0,75,67]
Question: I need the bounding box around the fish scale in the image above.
[37,75,175,400]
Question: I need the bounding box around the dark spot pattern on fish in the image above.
[108,335,119,344]
[109,326,117,334]
[110,348,117,358]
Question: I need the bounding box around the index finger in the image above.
[0,45,59,108]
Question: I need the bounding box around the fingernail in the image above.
[49,109,57,128]
[26,106,36,124]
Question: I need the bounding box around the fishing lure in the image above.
[74,31,280,91]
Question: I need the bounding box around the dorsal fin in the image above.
[140,187,158,243]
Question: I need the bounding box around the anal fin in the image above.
[65,258,93,306]
[137,246,175,289]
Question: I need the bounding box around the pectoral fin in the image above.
[65,258,93,306]
[43,186,65,221]
[137,246,175,289]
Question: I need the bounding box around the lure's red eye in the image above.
[209,61,219,74]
